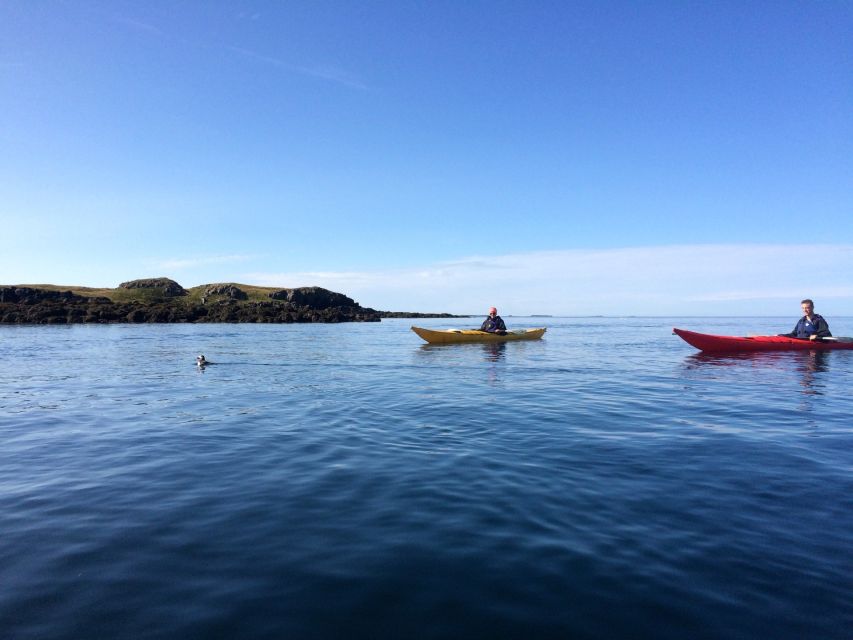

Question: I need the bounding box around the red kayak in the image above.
[673,328,853,352]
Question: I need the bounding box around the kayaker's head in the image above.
[801,299,814,317]
[489,307,497,316]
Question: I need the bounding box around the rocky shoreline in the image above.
[0,278,460,325]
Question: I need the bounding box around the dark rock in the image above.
[269,287,356,309]
[126,309,148,323]
[378,311,465,318]
[203,284,248,300]
[0,287,91,304]
[118,278,187,297]
[268,289,287,301]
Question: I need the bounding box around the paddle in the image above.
[456,329,507,335]
[448,328,519,335]
[768,335,852,343]
[746,333,835,342]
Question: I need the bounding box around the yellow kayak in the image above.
[411,326,547,344]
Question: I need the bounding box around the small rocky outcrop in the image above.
[203,284,248,300]
[378,311,462,318]
[0,287,107,304]
[268,289,291,301]
[268,287,356,309]
[119,278,187,297]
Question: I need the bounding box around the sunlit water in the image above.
[2,317,852,639]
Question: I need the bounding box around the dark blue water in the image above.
[2,318,852,639]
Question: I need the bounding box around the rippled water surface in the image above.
[2,317,852,639]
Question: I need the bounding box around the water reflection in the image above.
[683,351,791,368]
[415,342,508,386]
[797,350,829,395]
[481,343,506,387]
[482,342,506,362]
[416,342,507,362]
[682,350,831,395]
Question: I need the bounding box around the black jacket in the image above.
[480,315,507,333]
[782,314,831,339]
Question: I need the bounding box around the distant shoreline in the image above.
[0,278,462,325]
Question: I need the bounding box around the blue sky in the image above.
[2,1,851,315]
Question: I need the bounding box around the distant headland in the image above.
[0,278,461,324]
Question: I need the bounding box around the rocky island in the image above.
[0,278,458,324]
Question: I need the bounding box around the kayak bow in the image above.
[673,327,853,352]
[411,326,546,344]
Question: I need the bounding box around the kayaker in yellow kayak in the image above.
[480,307,507,335]
[779,299,832,341]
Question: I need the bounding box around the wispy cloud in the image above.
[244,244,853,315]
[154,254,256,270]
[102,13,365,89]
[228,45,368,90]
[111,16,165,36]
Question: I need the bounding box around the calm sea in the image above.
[2,317,852,639]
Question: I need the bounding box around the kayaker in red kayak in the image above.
[779,299,832,341]
[480,307,507,334]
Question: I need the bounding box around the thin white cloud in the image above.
[112,16,164,36]
[155,254,256,270]
[228,45,368,90]
[244,244,853,315]
[98,13,364,89]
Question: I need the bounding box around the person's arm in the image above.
[779,319,801,338]
[480,318,490,331]
[496,317,506,331]
[814,317,832,338]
